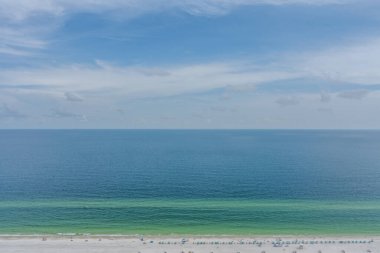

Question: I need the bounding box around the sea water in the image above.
[0,130,379,235]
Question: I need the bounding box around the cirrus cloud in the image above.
[0,0,354,57]
[0,0,351,22]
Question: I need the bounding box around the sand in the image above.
[0,235,378,253]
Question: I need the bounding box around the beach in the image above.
[0,235,378,253]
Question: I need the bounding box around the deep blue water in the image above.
[1,130,380,201]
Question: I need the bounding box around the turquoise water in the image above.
[0,130,380,235]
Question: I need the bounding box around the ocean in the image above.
[0,130,380,235]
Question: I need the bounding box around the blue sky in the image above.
[1,0,380,129]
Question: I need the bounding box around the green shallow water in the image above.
[1,199,380,235]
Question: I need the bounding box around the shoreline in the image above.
[0,235,378,253]
[0,234,380,238]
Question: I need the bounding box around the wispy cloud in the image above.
[0,61,301,99]
[0,104,27,120]
[320,91,331,103]
[0,27,46,49]
[64,91,83,102]
[275,96,300,106]
[2,34,380,109]
[0,0,353,57]
[0,25,49,57]
[337,90,369,100]
[0,84,53,90]
[317,107,333,113]
[224,83,257,93]
[300,37,380,85]
[0,47,32,56]
[48,109,87,121]
[0,0,351,22]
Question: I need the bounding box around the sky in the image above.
[1,0,380,129]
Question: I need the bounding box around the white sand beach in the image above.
[0,235,377,253]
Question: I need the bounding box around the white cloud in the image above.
[1,0,379,129]
[0,61,301,99]
[4,31,380,105]
[300,37,380,85]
